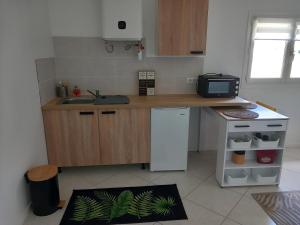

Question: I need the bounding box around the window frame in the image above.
[245,15,300,84]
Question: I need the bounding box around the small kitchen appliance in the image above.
[197,73,240,98]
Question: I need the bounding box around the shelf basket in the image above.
[253,136,280,149]
[228,135,252,149]
[225,169,248,186]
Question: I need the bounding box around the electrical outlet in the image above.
[186,77,197,84]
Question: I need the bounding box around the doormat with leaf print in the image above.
[59,184,187,225]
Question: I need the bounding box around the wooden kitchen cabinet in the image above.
[43,108,150,167]
[43,110,101,167]
[98,108,150,165]
[158,0,208,56]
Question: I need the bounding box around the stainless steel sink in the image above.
[95,95,129,105]
[60,95,129,105]
[61,97,96,105]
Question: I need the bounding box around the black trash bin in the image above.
[26,165,60,216]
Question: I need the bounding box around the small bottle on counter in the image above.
[62,80,69,97]
[56,81,68,98]
[73,85,81,97]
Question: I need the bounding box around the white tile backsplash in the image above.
[53,37,204,95]
[35,58,56,105]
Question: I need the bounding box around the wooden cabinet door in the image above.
[43,110,100,167]
[98,109,150,165]
[158,0,208,56]
[189,0,208,54]
[158,0,191,55]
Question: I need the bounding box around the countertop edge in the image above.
[42,95,251,111]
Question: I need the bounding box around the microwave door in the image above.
[207,80,231,97]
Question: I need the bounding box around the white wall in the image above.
[48,0,102,37]
[204,0,300,147]
[0,0,54,224]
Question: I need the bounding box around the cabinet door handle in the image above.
[190,50,204,54]
[267,124,283,127]
[80,112,94,115]
[102,111,116,115]
[234,125,250,128]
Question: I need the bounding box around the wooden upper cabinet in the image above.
[190,0,208,54]
[43,110,101,167]
[98,108,150,165]
[158,0,191,55]
[158,0,209,56]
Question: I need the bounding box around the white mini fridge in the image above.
[150,108,190,171]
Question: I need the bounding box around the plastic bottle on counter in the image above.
[73,86,81,97]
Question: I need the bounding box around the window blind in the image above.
[254,18,293,40]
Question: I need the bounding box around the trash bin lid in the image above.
[27,165,58,182]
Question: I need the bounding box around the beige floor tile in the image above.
[228,195,276,225]
[161,200,224,225]
[187,152,217,179]
[186,176,242,216]
[24,218,50,225]
[225,186,249,195]
[131,168,167,182]
[187,161,216,180]
[188,151,218,162]
[151,171,202,197]
[23,209,65,225]
[61,166,117,186]
[58,172,94,200]
[244,184,294,199]
[186,168,215,181]
[221,218,241,225]
[284,148,300,159]
[93,173,151,189]
[105,164,144,175]
[279,169,300,190]
[282,156,300,173]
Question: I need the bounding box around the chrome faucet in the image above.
[87,89,100,97]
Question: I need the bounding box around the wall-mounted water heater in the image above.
[101,0,143,41]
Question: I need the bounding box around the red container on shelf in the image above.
[256,150,277,164]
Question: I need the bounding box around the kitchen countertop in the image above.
[42,94,251,111]
[214,104,289,120]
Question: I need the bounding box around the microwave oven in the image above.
[197,74,240,98]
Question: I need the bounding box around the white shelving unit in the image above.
[214,105,289,187]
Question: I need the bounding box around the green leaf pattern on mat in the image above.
[94,191,116,220]
[71,190,176,223]
[71,196,104,222]
[110,191,134,221]
[152,197,176,216]
[128,191,153,219]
